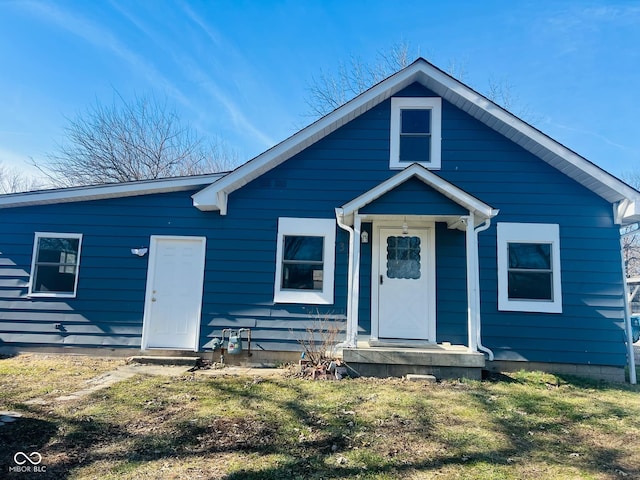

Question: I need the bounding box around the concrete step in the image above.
[343,346,485,368]
[127,356,201,366]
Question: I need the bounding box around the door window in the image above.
[386,236,421,279]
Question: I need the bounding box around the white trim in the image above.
[370,221,436,341]
[274,218,336,304]
[497,223,562,313]
[0,173,226,209]
[465,215,478,352]
[28,232,83,298]
[190,58,640,222]
[390,97,442,169]
[335,209,360,347]
[340,163,498,226]
[141,235,206,351]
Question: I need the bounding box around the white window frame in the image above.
[390,97,442,170]
[28,232,83,298]
[274,218,336,304]
[497,223,562,313]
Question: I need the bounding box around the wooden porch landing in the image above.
[342,342,485,380]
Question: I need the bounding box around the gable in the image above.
[338,163,497,228]
[359,177,468,216]
[191,58,640,226]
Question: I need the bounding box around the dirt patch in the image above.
[191,417,277,452]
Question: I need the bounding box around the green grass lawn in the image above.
[1,354,639,479]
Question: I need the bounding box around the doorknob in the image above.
[151,297,157,302]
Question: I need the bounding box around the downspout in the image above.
[335,208,357,348]
[474,218,494,361]
[465,214,478,353]
[620,225,638,384]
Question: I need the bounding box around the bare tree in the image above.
[621,171,640,278]
[34,92,237,187]
[305,41,418,117]
[0,162,41,194]
[305,43,538,124]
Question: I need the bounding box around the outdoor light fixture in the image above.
[361,231,369,243]
[131,248,148,257]
[402,222,409,235]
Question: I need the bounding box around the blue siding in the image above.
[360,177,468,216]
[434,223,467,343]
[0,189,348,351]
[0,80,628,368]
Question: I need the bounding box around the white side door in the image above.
[375,226,436,341]
[142,236,206,350]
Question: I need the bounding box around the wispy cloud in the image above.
[18,1,192,109]
[181,3,221,47]
[546,119,635,153]
[178,3,275,147]
[108,1,275,148]
[539,3,640,57]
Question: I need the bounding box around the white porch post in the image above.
[465,213,479,352]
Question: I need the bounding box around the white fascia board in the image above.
[0,174,226,209]
[191,58,639,212]
[340,163,498,225]
[191,66,426,212]
[414,61,640,206]
[616,198,640,225]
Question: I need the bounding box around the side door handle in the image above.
[380,275,384,285]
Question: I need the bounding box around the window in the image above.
[274,218,336,304]
[29,232,83,298]
[390,97,442,170]
[497,223,562,313]
[386,236,421,279]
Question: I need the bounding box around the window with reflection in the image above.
[281,235,324,290]
[497,223,562,313]
[274,218,336,304]
[29,233,83,297]
[507,243,552,300]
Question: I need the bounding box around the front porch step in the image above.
[343,345,485,380]
[127,356,201,367]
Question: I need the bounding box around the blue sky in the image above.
[1,0,639,183]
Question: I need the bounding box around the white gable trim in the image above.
[191,58,640,224]
[340,163,498,226]
[0,173,226,208]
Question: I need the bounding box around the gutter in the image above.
[335,208,357,348]
[620,225,639,384]
[474,218,494,360]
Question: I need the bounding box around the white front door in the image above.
[142,236,206,350]
[375,226,436,341]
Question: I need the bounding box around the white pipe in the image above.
[474,218,494,360]
[465,214,478,353]
[350,215,362,346]
[335,208,357,348]
[620,234,637,384]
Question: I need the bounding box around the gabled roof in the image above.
[338,163,498,228]
[192,58,640,225]
[0,173,226,208]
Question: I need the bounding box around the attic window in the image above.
[390,97,442,170]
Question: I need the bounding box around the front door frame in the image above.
[141,235,206,351]
[370,220,436,343]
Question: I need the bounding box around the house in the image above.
[1,58,638,382]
